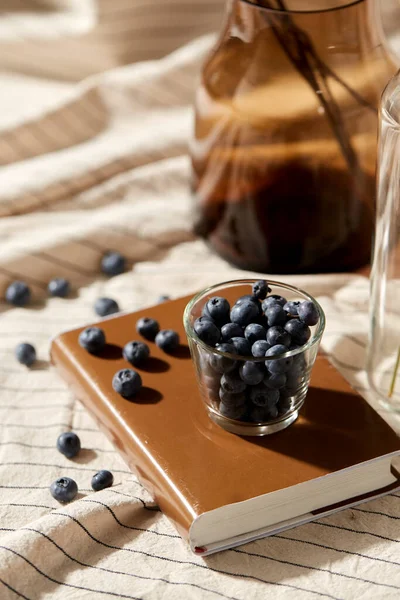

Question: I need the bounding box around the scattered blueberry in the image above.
[230,336,252,356]
[194,316,220,346]
[56,432,81,459]
[265,344,293,374]
[48,277,70,298]
[230,301,260,327]
[15,342,36,367]
[112,368,142,398]
[205,296,230,325]
[155,329,180,353]
[266,325,291,347]
[79,327,106,354]
[250,385,279,408]
[123,341,150,366]
[94,297,120,317]
[284,319,311,346]
[220,371,247,394]
[50,477,78,503]
[239,361,264,385]
[264,372,287,389]
[5,281,31,307]
[91,470,114,491]
[158,295,170,303]
[298,301,319,326]
[283,300,301,316]
[220,322,243,342]
[252,280,270,300]
[219,401,246,420]
[265,304,287,327]
[136,317,160,341]
[244,323,266,345]
[251,340,271,357]
[209,343,237,374]
[101,251,126,276]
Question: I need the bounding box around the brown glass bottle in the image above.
[191,0,397,273]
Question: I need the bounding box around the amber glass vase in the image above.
[191,0,397,274]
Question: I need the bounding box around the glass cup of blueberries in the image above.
[184,279,325,436]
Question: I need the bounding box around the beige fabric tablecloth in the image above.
[0,2,400,599]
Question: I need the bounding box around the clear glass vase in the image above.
[191,0,397,274]
[367,69,400,413]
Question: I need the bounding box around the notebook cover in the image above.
[50,293,400,546]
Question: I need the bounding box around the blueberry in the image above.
[262,295,286,311]
[250,385,279,407]
[203,373,220,394]
[209,343,237,374]
[50,477,78,503]
[91,470,114,491]
[266,325,291,347]
[244,323,266,345]
[48,277,70,298]
[284,320,311,346]
[251,340,271,357]
[79,327,106,354]
[239,361,264,385]
[205,296,230,325]
[285,371,303,393]
[249,404,279,422]
[298,301,319,326]
[123,341,150,366]
[252,280,270,300]
[219,401,246,420]
[264,372,287,389]
[220,322,243,342]
[155,329,180,353]
[265,304,287,327]
[265,344,293,374]
[230,301,260,327]
[158,295,170,303]
[235,294,259,306]
[248,405,270,423]
[56,432,81,458]
[219,387,247,406]
[15,342,36,366]
[230,337,252,356]
[5,281,31,307]
[220,371,247,394]
[136,317,160,341]
[94,297,120,317]
[194,316,220,346]
[278,395,292,415]
[101,251,126,276]
[283,300,301,316]
[112,368,142,398]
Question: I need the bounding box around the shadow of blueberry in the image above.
[140,357,170,373]
[98,343,123,360]
[128,387,163,404]
[169,344,191,360]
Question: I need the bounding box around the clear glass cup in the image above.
[367,69,400,412]
[183,279,325,436]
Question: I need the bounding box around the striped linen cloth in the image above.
[0,1,400,599]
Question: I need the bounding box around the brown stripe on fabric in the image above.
[0,576,32,600]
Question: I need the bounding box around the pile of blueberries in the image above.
[193,280,319,424]
[78,316,179,399]
[51,431,114,503]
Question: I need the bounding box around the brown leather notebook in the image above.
[50,295,400,556]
